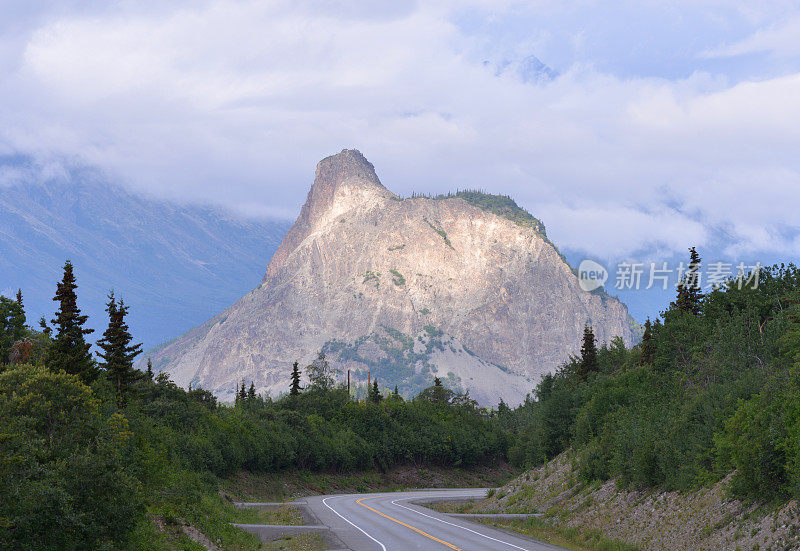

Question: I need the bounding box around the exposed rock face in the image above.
[147,149,633,405]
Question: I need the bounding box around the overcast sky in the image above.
[2,0,800,267]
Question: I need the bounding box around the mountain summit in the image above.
[264,149,391,280]
[147,150,634,405]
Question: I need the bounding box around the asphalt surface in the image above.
[301,489,565,551]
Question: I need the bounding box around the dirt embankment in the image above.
[474,452,799,551]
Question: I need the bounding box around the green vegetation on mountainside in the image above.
[4,246,800,549]
[322,325,466,397]
[450,190,548,237]
[0,265,508,549]
[411,189,547,237]
[501,250,800,502]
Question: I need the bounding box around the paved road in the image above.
[301,489,565,551]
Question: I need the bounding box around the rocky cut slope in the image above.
[147,149,634,405]
[473,452,800,551]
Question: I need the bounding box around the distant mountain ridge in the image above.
[148,149,634,405]
[0,160,290,348]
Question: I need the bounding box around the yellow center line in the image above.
[356,496,462,550]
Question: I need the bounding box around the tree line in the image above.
[0,260,507,549]
[502,248,800,501]
[3,249,800,549]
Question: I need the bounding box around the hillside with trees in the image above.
[502,249,800,502]
[2,249,800,549]
[0,262,510,549]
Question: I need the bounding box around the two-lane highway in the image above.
[301,489,565,551]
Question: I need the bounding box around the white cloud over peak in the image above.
[0,0,799,264]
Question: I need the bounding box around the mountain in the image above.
[483,54,559,84]
[0,161,290,349]
[147,149,634,405]
[517,55,559,83]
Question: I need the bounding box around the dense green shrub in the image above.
[0,365,144,549]
[507,263,800,501]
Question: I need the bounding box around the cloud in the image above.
[0,0,799,264]
[702,16,800,59]
[537,203,709,260]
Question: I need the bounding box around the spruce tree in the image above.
[421,376,453,404]
[247,382,256,404]
[387,385,401,402]
[45,261,95,381]
[13,290,25,337]
[369,379,382,404]
[289,361,302,396]
[639,318,656,366]
[578,324,599,380]
[497,398,511,424]
[97,292,143,406]
[0,294,26,364]
[39,316,52,336]
[675,247,703,315]
[238,380,247,404]
[146,358,154,379]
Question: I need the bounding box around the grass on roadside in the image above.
[265,532,325,551]
[481,517,639,551]
[127,516,206,551]
[145,496,320,551]
[229,505,306,526]
[425,499,484,514]
[142,469,264,551]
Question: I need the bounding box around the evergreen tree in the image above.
[45,261,95,381]
[39,315,52,336]
[639,318,656,366]
[369,379,382,404]
[418,376,454,404]
[675,247,703,315]
[97,292,143,406]
[578,324,599,380]
[386,384,403,403]
[0,294,26,364]
[289,361,302,396]
[13,290,25,336]
[247,382,256,404]
[498,398,510,416]
[146,358,154,379]
[238,379,247,404]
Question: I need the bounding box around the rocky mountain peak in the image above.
[154,150,635,406]
[315,149,383,192]
[264,149,392,280]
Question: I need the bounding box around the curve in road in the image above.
[304,489,564,551]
